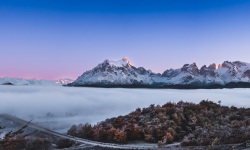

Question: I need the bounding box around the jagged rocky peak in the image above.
[233,61,246,67]
[200,64,216,76]
[221,61,241,73]
[200,65,208,75]
[162,69,180,78]
[122,57,133,67]
[222,61,234,69]
[208,63,217,70]
[181,62,199,75]
[232,61,249,72]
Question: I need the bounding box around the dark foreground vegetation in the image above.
[0,123,74,150]
[68,100,250,147]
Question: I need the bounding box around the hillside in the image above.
[68,100,250,147]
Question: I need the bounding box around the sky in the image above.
[1,0,250,80]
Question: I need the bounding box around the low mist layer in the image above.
[0,86,249,133]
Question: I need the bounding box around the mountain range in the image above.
[0,77,74,86]
[68,58,250,89]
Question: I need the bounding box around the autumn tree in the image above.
[78,123,94,140]
[114,130,127,143]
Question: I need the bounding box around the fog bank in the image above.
[0,86,249,132]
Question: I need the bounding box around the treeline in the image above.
[67,82,250,89]
[68,100,250,146]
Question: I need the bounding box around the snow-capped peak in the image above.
[181,63,199,75]
[105,57,133,67]
[122,57,133,67]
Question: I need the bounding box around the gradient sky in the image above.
[1,0,250,80]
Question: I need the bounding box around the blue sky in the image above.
[1,0,250,79]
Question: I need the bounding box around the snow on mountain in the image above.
[107,57,133,67]
[70,58,250,88]
[71,58,157,86]
[215,61,250,83]
[0,77,73,86]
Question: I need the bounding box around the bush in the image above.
[25,137,52,150]
[57,138,73,149]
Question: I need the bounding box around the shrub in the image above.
[25,137,52,150]
[57,138,73,149]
